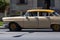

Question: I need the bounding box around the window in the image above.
[39,12,48,16]
[20,0,25,4]
[49,13,53,16]
[28,12,37,16]
[17,0,28,4]
[24,12,37,16]
[49,12,59,16]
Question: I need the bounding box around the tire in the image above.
[9,22,22,31]
[51,24,60,32]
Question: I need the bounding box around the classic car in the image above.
[2,9,60,31]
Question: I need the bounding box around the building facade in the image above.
[10,0,60,16]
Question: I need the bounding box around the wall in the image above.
[10,0,37,11]
[55,0,60,9]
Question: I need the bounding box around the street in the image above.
[0,31,60,40]
[0,29,60,40]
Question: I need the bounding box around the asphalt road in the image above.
[0,29,60,40]
[0,31,60,40]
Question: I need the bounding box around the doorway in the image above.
[44,0,51,9]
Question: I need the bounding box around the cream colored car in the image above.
[2,9,60,31]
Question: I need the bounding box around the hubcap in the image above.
[53,25,59,31]
[10,24,16,30]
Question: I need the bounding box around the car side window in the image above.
[39,12,48,16]
[49,13,54,16]
[28,12,37,16]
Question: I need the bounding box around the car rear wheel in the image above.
[51,24,60,32]
[9,22,22,31]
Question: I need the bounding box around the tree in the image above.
[0,0,9,12]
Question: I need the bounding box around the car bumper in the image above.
[3,24,9,28]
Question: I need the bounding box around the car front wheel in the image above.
[9,22,21,31]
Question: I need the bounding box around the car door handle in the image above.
[26,16,28,19]
[26,16,30,21]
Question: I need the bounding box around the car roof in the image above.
[27,9,54,13]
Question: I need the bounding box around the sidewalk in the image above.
[0,26,6,29]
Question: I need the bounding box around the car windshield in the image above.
[52,12,60,16]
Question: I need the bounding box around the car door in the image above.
[38,12,50,28]
[23,12,39,28]
[49,12,60,24]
